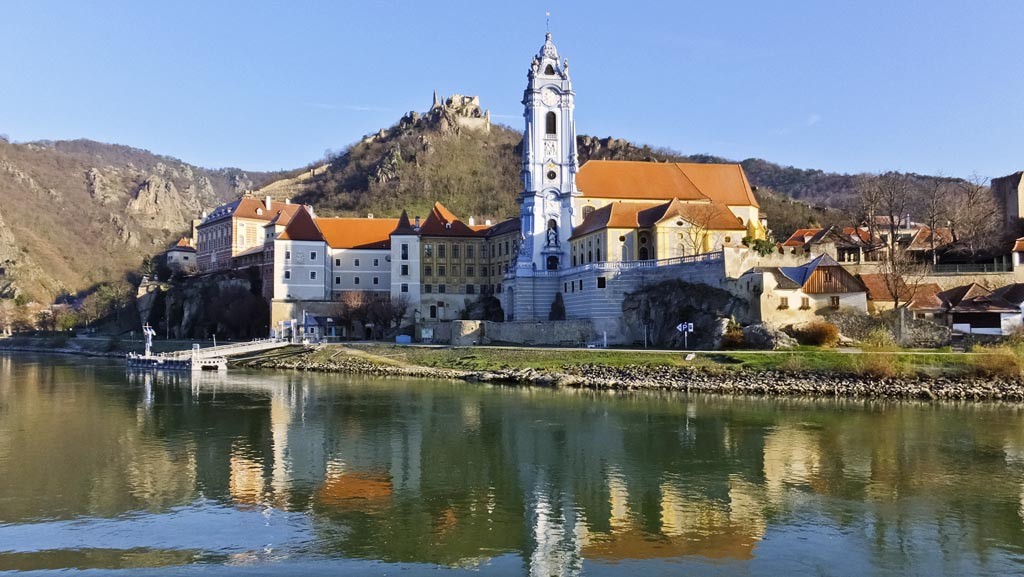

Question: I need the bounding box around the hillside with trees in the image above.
[0,137,282,301]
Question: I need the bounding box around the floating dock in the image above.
[126,352,227,372]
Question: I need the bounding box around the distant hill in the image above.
[0,138,282,300]
[281,97,852,240]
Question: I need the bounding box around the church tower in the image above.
[517,32,578,274]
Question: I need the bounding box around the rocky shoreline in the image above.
[239,349,1024,402]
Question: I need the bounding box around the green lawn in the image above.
[346,343,1018,379]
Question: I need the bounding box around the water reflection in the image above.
[0,354,1023,576]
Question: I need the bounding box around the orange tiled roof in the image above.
[417,202,480,237]
[570,199,744,240]
[1013,237,1024,252]
[906,227,953,251]
[316,217,399,249]
[576,160,759,208]
[277,207,324,242]
[201,197,304,227]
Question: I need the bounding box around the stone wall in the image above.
[435,319,595,346]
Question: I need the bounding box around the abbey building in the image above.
[193,33,786,343]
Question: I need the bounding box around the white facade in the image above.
[330,248,390,294]
[274,240,329,301]
[390,233,421,315]
[516,33,579,275]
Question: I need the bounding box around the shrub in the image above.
[854,354,909,378]
[965,346,1024,379]
[861,327,897,350]
[776,354,806,373]
[720,327,745,350]
[793,321,840,348]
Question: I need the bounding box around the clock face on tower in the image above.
[541,88,559,107]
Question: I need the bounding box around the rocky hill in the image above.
[282,95,869,238]
[0,138,281,301]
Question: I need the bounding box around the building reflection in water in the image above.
[5,359,1023,575]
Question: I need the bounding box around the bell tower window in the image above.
[545,112,557,135]
[544,64,555,75]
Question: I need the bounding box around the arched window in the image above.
[545,112,557,135]
[546,255,559,270]
[639,247,649,261]
[544,64,555,75]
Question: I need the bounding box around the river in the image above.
[0,353,1022,576]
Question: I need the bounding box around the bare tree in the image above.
[678,203,724,256]
[916,177,951,265]
[948,173,1000,257]
[879,249,928,309]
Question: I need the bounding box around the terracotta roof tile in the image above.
[417,202,481,237]
[1013,237,1024,252]
[277,207,324,242]
[316,217,399,249]
[576,160,759,208]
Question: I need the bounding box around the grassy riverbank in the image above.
[342,343,1022,380]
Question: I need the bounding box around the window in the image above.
[597,277,607,289]
[438,284,447,294]
[284,270,291,280]
[830,296,840,309]
[401,243,409,260]
[466,245,475,259]
[505,241,510,255]
[335,276,341,285]
[824,270,834,283]
[466,265,475,277]
[424,284,433,294]
[285,250,291,260]
[429,305,437,319]
[779,297,789,310]
[452,266,460,277]
[801,297,810,310]
[310,251,317,261]
[400,283,409,293]
[335,258,341,266]
[373,258,379,267]
[588,250,593,263]
[373,277,379,285]
[310,271,317,280]
[564,283,568,293]
[578,280,583,291]
[424,265,433,277]
[354,277,360,285]
[452,245,460,258]
[401,264,409,276]
[438,244,446,258]
[497,283,502,293]
[596,248,602,261]
[438,265,446,276]
[545,111,557,135]
[466,284,475,294]
[424,244,433,257]
[354,258,360,267]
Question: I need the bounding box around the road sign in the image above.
[676,323,685,333]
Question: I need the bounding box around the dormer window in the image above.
[256,208,263,216]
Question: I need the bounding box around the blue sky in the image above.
[1,1,1021,179]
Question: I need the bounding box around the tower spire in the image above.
[545,11,550,33]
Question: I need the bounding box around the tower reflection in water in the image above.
[0,362,1019,575]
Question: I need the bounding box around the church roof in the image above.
[576,161,759,208]
[569,199,744,240]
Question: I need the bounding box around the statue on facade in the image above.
[546,220,559,247]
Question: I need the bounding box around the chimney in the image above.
[468,216,476,226]
[265,196,272,210]
[414,216,421,229]
[284,198,290,204]
[367,213,374,219]
[486,219,493,226]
